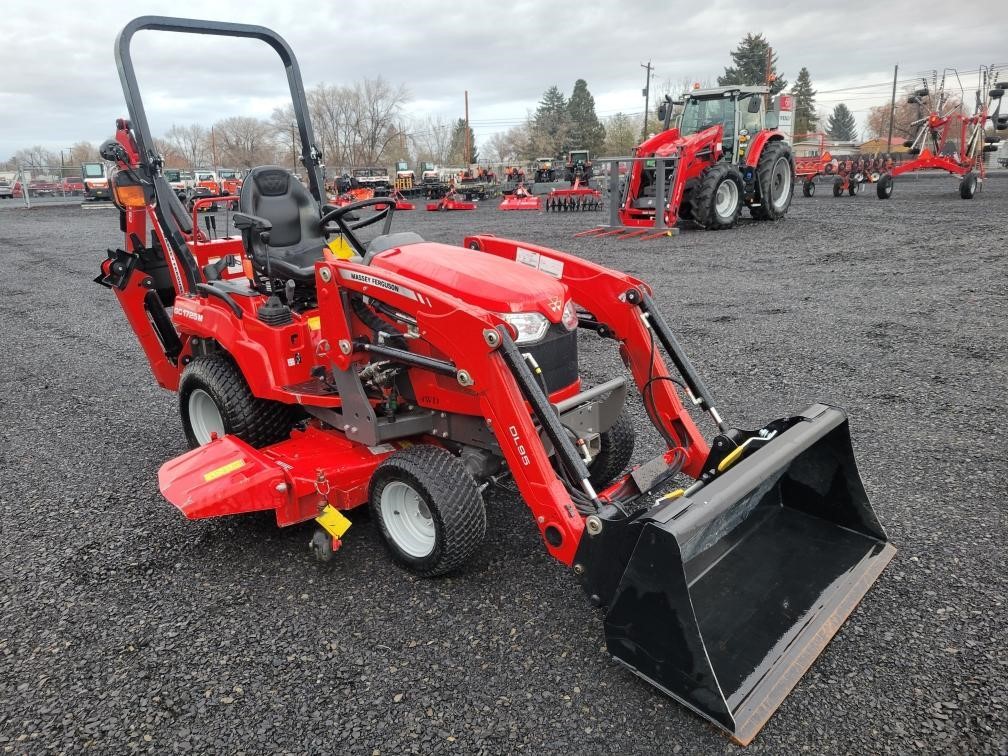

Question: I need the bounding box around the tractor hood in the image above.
[370,242,569,322]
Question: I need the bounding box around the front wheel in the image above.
[692,163,743,229]
[833,177,844,197]
[369,446,486,576]
[588,409,636,491]
[802,180,816,197]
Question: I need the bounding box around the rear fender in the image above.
[744,130,785,168]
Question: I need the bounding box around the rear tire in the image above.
[876,173,894,199]
[959,172,977,199]
[692,163,743,229]
[179,353,294,449]
[588,409,636,491]
[832,177,844,197]
[750,140,795,220]
[848,180,860,197]
[369,445,486,576]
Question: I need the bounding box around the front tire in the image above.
[750,140,795,220]
[802,180,816,197]
[959,172,977,199]
[588,409,636,491]
[369,446,486,576]
[179,353,294,449]
[692,163,743,229]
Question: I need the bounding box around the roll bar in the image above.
[115,17,325,203]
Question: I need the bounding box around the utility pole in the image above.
[887,64,899,153]
[641,61,653,138]
[210,126,218,169]
[464,90,471,166]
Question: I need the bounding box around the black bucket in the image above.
[580,404,895,745]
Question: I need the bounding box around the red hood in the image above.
[370,242,568,322]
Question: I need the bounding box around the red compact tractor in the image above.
[98,17,895,745]
[594,87,795,235]
[877,67,1006,199]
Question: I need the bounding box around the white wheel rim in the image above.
[188,388,225,445]
[715,179,739,219]
[380,481,435,558]
[770,157,791,209]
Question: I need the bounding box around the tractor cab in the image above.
[674,86,771,165]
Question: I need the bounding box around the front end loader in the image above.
[97,17,895,745]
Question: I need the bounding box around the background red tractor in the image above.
[615,86,795,232]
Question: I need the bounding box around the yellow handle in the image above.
[717,445,745,473]
[657,488,685,502]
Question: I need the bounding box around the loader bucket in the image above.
[596,404,895,745]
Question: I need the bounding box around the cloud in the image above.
[1,0,1003,157]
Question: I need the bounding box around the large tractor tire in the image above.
[692,163,744,229]
[588,409,636,491]
[369,445,486,577]
[178,353,294,449]
[750,140,795,220]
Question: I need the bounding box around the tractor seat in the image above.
[234,166,326,283]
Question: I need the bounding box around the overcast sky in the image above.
[1,0,1004,160]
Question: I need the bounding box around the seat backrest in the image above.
[239,166,323,249]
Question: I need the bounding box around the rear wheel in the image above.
[848,180,860,197]
[370,445,486,576]
[832,177,844,197]
[178,353,294,449]
[959,172,977,199]
[876,173,894,199]
[588,409,636,491]
[750,140,795,220]
[692,163,743,229]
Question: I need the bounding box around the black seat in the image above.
[234,166,325,283]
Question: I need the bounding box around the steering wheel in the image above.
[320,196,396,233]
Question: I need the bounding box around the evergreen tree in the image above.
[448,118,478,164]
[718,33,787,95]
[566,79,605,156]
[826,103,857,141]
[789,67,817,137]
[527,85,571,158]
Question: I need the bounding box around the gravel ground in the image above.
[1,174,1006,755]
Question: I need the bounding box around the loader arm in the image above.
[314,258,587,565]
[463,235,711,476]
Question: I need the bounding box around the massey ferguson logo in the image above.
[547,296,562,313]
[339,268,431,305]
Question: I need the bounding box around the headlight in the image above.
[561,300,578,331]
[501,312,549,344]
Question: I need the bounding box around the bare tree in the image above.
[602,113,641,156]
[349,76,410,165]
[214,116,276,169]
[153,138,187,168]
[482,125,527,163]
[69,141,101,164]
[411,114,454,165]
[12,145,58,168]
[270,104,301,171]
[165,123,210,169]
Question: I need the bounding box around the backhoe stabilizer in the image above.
[574,403,895,745]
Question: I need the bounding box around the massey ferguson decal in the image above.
[339,269,432,305]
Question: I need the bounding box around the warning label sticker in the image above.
[515,247,564,279]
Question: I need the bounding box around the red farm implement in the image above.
[425,185,476,211]
[97,16,896,745]
[579,86,795,239]
[498,182,541,211]
[544,178,602,212]
[876,66,1006,199]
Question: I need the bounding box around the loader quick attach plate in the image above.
[577,404,895,745]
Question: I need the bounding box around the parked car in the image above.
[194,170,220,195]
[164,168,195,199]
[0,180,13,199]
